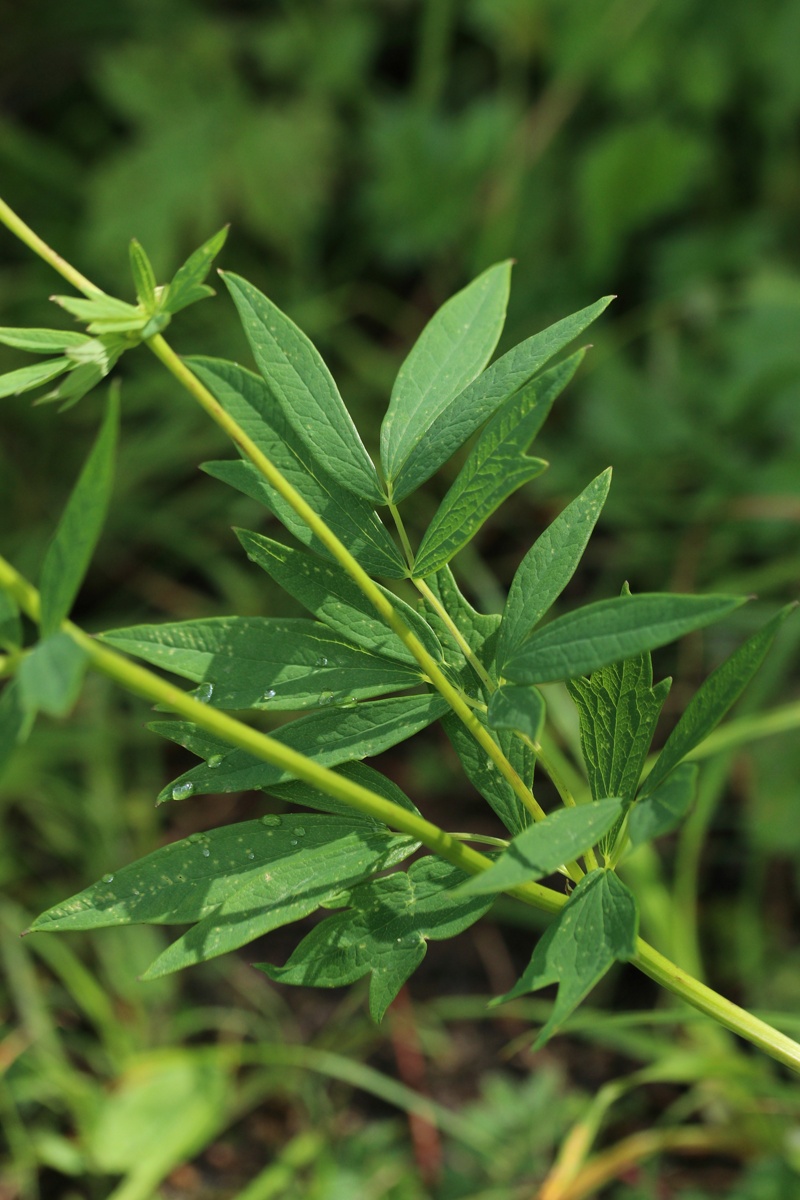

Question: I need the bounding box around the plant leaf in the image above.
[51,294,141,321]
[503,594,745,685]
[266,760,421,822]
[29,813,415,979]
[442,711,534,836]
[0,328,92,352]
[0,681,31,779]
[639,604,795,799]
[628,763,698,847]
[420,565,501,687]
[154,693,449,804]
[129,239,158,312]
[221,273,383,503]
[494,869,638,1046]
[0,358,71,398]
[457,799,623,896]
[164,226,228,315]
[236,531,442,665]
[101,616,420,711]
[380,262,512,490]
[38,391,119,635]
[17,633,89,719]
[412,353,584,577]
[191,356,405,578]
[391,296,613,504]
[487,685,546,742]
[497,469,613,666]
[567,658,671,814]
[258,857,495,1021]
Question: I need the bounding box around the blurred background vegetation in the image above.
[1,1,799,1196]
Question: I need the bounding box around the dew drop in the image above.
[187,832,203,844]
[201,847,210,858]
[246,850,255,860]
[172,781,195,801]
[261,814,281,827]
[319,690,334,706]
[102,873,114,884]
[292,826,306,837]
[340,696,358,709]
[314,656,328,668]
[485,758,496,773]
[196,682,214,703]
[261,688,277,703]
[208,754,224,769]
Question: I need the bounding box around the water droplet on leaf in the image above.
[102,873,114,884]
[261,814,281,827]
[262,689,277,703]
[196,682,214,703]
[172,781,195,801]
[293,826,306,837]
[202,847,210,857]
[319,690,334,706]
[208,754,224,768]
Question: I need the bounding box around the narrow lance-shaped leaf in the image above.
[100,616,420,711]
[628,763,697,847]
[457,799,624,896]
[639,604,795,799]
[567,650,671,815]
[192,356,405,578]
[0,358,71,399]
[265,760,421,822]
[29,814,416,982]
[497,469,612,667]
[259,858,495,1022]
[503,593,745,685]
[0,681,32,779]
[0,328,92,352]
[391,296,613,504]
[17,633,89,719]
[154,693,449,804]
[129,239,158,312]
[413,352,585,578]
[442,711,534,837]
[236,530,442,666]
[164,226,228,315]
[493,869,638,1047]
[38,390,119,635]
[222,273,384,504]
[381,261,512,490]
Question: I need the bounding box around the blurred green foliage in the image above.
[2,1,800,1196]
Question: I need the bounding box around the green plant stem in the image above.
[388,502,415,569]
[0,198,103,299]
[1,554,799,1073]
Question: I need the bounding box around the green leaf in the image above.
[266,760,421,822]
[17,633,89,718]
[154,693,449,804]
[39,391,119,635]
[258,857,495,1021]
[420,565,501,685]
[442,711,534,836]
[567,655,671,814]
[495,869,638,1046]
[129,239,158,312]
[628,764,697,847]
[457,799,624,896]
[191,356,405,578]
[35,362,110,412]
[221,273,383,503]
[0,328,92,352]
[0,358,71,398]
[639,605,795,799]
[0,681,31,779]
[503,593,745,685]
[0,591,21,651]
[101,616,420,711]
[236,531,442,666]
[487,685,546,742]
[380,262,512,490]
[164,226,228,315]
[51,294,141,322]
[391,296,613,504]
[412,353,584,577]
[497,469,613,667]
[29,813,415,979]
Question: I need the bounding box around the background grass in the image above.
[1,2,799,1196]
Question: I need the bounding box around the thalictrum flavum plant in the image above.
[1,195,798,1073]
